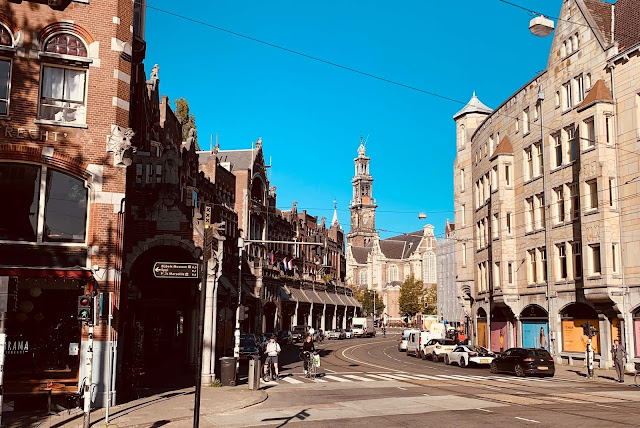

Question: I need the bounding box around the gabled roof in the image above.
[453,92,493,120]
[490,136,513,159]
[583,0,613,45]
[351,246,372,264]
[379,231,423,259]
[578,79,613,111]
[198,149,257,171]
[614,0,640,51]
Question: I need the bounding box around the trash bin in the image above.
[220,357,237,386]
[248,355,261,390]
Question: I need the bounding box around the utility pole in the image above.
[234,238,244,372]
[83,321,94,428]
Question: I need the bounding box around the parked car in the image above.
[406,330,433,357]
[255,334,268,353]
[444,345,496,367]
[233,334,259,359]
[277,330,293,346]
[327,329,346,340]
[398,329,416,352]
[344,328,354,339]
[490,348,555,377]
[291,325,310,343]
[422,338,458,362]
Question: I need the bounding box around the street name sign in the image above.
[153,262,199,279]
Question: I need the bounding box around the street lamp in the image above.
[233,237,244,367]
[418,212,427,220]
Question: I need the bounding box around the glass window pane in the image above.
[0,163,40,241]
[44,169,87,242]
[63,69,85,103]
[0,60,10,100]
[42,66,64,99]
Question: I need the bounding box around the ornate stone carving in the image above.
[256,137,262,151]
[150,64,159,81]
[184,127,197,150]
[320,216,326,228]
[107,126,135,166]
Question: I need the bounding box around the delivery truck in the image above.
[352,317,375,337]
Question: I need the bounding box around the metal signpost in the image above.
[153,262,199,279]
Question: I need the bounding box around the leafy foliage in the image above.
[423,283,437,315]
[174,97,199,149]
[353,287,385,317]
[399,275,425,317]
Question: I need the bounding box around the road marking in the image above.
[476,408,493,413]
[280,377,304,384]
[365,374,396,380]
[483,386,502,391]
[325,368,337,373]
[341,341,406,372]
[343,375,375,382]
[413,374,442,380]
[323,375,353,382]
[514,417,539,423]
[595,404,617,408]
[397,387,407,390]
[375,374,409,380]
[312,378,328,383]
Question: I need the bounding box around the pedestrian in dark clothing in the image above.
[612,339,627,383]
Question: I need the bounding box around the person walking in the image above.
[612,339,627,383]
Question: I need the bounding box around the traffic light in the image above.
[238,305,249,320]
[581,322,598,338]
[403,316,409,324]
[78,294,93,323]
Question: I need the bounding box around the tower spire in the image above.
[331,200,340,228]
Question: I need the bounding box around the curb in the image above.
[203,390,269,415]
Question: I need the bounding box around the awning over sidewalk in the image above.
[219,275,238,296]
[290,287,310,303]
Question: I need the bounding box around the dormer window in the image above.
[38,32,90,126]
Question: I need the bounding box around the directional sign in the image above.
[153,262,199,279]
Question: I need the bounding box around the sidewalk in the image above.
[553,361,638,385]
[3,386,268,428]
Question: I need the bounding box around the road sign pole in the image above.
[193,232,208,427]
[234,240,243,374]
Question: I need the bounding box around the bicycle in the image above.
[301,351,318,379]
[263,357,277,382]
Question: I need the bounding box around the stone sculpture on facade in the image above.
[107,126,135,166]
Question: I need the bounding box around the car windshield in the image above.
[469,346,490,353]
[240,338,255,347]
[438,339,458,345]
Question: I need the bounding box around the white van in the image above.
[399,329,418,352]
[406,330,431,357]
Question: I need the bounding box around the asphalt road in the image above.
[211,332,640,427]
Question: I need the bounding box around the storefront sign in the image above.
[562,318,600,353]
[477,320,488,348]
[6,339,29,355]
[0,124,67,142]
[153,262,199,279]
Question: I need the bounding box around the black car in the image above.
[234,334,259,359]
[490,348,555,377]
[277,330,293,346]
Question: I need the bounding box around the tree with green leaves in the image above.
[352,286,385,317]
[399,275,425,318]
[174,97,199,149]
[422,283,437,315]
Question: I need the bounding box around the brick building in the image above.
[453,0,640,368]
[0,0,136,407]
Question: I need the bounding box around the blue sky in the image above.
[144,0,564,239]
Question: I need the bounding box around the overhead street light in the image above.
[418,212,427,220]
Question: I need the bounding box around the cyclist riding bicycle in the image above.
[302,334,315,377]
[264,335,281,380]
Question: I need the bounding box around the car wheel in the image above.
[460,357,466,368]
[444,355,449,365]
[432,353,438,363]
[416,350,422,359]
[515,364,526,377]
[490,362,498,374]
[421,350,428,360]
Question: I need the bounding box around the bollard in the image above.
[248,355,261,390]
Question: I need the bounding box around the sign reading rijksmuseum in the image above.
[153,262,199,279]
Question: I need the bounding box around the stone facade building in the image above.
[453,0,640,368]
[436,221,465,328]
[345,139,437,324]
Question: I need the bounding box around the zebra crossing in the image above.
[256,371,582,387]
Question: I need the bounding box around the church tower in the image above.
[347,137,378,247]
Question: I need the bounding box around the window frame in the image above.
[589,244,601,276]
[0,161,90,246]
[586,179,598,211]
[0,56,12,117]
[37,32,91,127]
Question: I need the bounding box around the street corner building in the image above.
[453,0,640,369]
[345,138,438,324]
[0,0,142,409]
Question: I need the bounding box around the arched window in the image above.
[44,33,87,57]
[0,25,13,46]
[38,32,89,124]
[388,265,398,282]
[359,269,368,286]
[423,251,436,283]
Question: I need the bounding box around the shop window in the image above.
[44,169,88,242]
[0,163,87,243]
[561,303,600,353]
[0,163,41,241]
